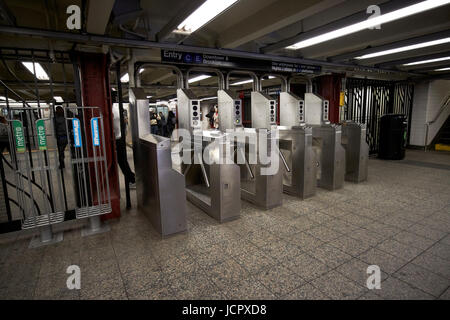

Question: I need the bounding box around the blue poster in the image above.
[91,117,100,147]
[72,118,82,148]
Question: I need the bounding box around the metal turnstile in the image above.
[305,93,345,191]
[218,88,283,209]
[129,88,187,236]
[177,88,241,222]
[279,91,316,199]
[341,121,369,182]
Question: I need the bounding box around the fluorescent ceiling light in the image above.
[231,76,275,86]
[22,62,49,80]
[120,69,144,83]
[175,0,238,34]
[355,37,450,59]
[120,73,129,83]
[287,0,450,50]
[403,56,450,66]
[201,96,217,101]
[434,67,450,71]
[54,96,64,102]
[188,75,211,84]
[0,96,16,102]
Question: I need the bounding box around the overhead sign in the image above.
[72,118,82,148]
[12,120,25,153]
[90,117,100,147]
[161,50,322,74]
[35,119,47,151]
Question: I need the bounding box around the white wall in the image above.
[409,80,450,146]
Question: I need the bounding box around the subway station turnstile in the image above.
[129,88,187,236]
[177,88,241,222]
[305,93,345,191]
[279,91,316,199]
[341,121,369,182]
[218,89,283,209]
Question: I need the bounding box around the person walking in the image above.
[167,110,176,137]
[205,106,215,129]
[213,105,219,129]
[157,111,167,136]
[113,104,136,189]
[54,106,68,169]
[150,112,158,134]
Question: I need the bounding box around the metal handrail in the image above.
[424,93,450,151]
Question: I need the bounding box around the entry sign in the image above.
[72,118,82,148]
[36,119,47,150]
[12,120,25,153]
[339,91,345,106]
[91,117,100,147]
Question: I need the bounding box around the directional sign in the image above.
[12,120,25,153]
[72,118,82,148]
[36,119,47,151]
[90,117,100,147]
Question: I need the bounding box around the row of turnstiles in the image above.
[128,69,368,236]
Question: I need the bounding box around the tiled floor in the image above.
[0,149,449,300]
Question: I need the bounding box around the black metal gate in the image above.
[344,78,414,154]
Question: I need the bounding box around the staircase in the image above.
[434,115,450,151]
[425,93,450,151]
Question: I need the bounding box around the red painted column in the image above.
[77,52,120,220]
[316,74,344,124]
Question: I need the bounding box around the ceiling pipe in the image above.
[185,66,225,90]
[135,62,185,89]
[226,70,259,91]
[259,73,288,92]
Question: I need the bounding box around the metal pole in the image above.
[116,62,131,209]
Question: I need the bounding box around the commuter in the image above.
[150,112,158,134]
[54,106,68,169]
[205,106,215,128]
[158,111,167,136]
[0,115,9,153]
[213,105,219,129]
[167,110,176,137]
[112,104,136,189]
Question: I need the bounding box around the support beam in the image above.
[156,0,206,42]
[0,25,419,77]
[86,0,115,35]
[219,0,344,49]
[328,29,450,62]
[376,51,450,68]
[261,0,419,54]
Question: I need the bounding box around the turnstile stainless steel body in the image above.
[218,89,283,209]
[235,128,283,209]
[129,88,187,236]
[279,91,316,199]
[305,93,345,191]
[177,88,241,222]
[278,126,316,199]
[341,121,369,182]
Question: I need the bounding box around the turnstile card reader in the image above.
[279,92,305,127]
[177,89,202,133]
[305,93,329,125]
[251,91,278,129]
[341,122,369,182]
[218,90,242,130]
[129,88,187,236]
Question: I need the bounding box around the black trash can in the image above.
[378,114,407,160]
